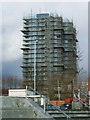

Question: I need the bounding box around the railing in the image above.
[26,86,71,119]
[74,97,89,109]
[78,90,89,99]
[74,89,89,109]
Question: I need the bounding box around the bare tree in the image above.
[2,75,22,89]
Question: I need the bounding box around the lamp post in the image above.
[34,40,38,95]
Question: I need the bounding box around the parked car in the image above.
[58,103,72,110]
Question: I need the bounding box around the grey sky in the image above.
[1,2,88,78]
[0,0,89,2]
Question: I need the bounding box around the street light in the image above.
[34,40,38,95]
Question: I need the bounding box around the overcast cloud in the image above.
[0,0,89,2]
[1,2,88,77]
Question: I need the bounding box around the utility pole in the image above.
[72,78,74,100]
[58,80,60,100]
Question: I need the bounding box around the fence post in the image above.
[44,98,46,113]
[26,86,27,99]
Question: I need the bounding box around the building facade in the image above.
[21,13,78,100]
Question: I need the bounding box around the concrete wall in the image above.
[0,96,54,119]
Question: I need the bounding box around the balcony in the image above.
[41,64,47,67]
[23,25,30,28]
[76,39,78,42]
[21,65,30,68]
[37,32,45,36]
[23,71,30,74]
[53,63,64,67]
[37,45,48,49]
[21,47,30,50]
[64,66,75,69]
[53,44,64,48]
[53,26,63,30]
[23,34,31,38]
[23,43,30,47]
[23,18,29,21]
[23,52,29,55]
[51,40,62,44]
[23,21,29,25]
[23,57,30,60]
[21,30,30,34]
[64,47,75,52]
[64,31,75,35]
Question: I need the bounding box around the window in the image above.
[64,57,68,60]
[64,44,68,47]
[64,40,68,44]
[53,54,58,57]
[57,35,61,38]
[54,58,58,61]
